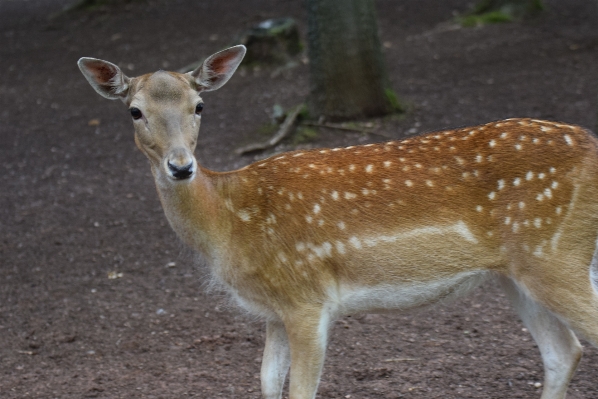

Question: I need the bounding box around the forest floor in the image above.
[2,0,598,398]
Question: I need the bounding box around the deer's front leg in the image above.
[261,320,291,399]
[285,307,331,399]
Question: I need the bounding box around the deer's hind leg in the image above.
[499,276,583,399]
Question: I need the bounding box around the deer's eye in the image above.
[130,108,142,120]
[195,103,204,114]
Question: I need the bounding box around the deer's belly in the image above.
[330,270,491,316]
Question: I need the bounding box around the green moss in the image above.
[460,0,545,27]
[293,127,319,144]
[297,104,310,121]
[530,0,545,12]
[459,10,513,27]
[385,88,407,113]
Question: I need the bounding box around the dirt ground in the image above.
[2,0,598,398]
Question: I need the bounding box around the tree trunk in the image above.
[306,0,393,122]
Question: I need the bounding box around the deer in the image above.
[78,45,598,399]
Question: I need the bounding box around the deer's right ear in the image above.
[77,58,130,101]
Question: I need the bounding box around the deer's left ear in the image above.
[189,45,246,92]
[78,57,131,101]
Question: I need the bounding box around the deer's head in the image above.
[78,46,246,182]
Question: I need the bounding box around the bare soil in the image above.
[2,0,598,398]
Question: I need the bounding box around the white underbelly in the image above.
[329,270,490,316]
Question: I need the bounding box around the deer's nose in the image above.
[167,160,194,180]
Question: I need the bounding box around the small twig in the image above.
[48,0,101,19]
[383,358,418,362]
[302,122,393,139]
[235,104,305,155]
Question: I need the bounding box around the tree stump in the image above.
[236,18,302,66]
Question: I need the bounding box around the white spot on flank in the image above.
[551,232,562,250]
[526,171,534,181]
[476,155,483,163]
[488,192,496,200]
[519,201,525,209]
[564,134,573,146]
[426,180,434,187]
[349,236,362,249]
[534,218,542,228]
[384,161,392,168]
[549,167,556,174]
[293,152,305,157]
[536,193,544,202]
[538,173,546,179]
[331,191,339,201]
[455,156,465,165]
[365,164,374,173]
[337,221,346,230]
[497,180,505,190]
[512,222,520,233]
[556,206,562,215]
[540,126,551,132]
[335,241,346,255]
[344,192,357,200]
[305,215,313,224]
[237,210,251,222]
[349,165,356,172]
[513,177,521,186]
[362,188,370,195]
[544,188,553,199]
[476,205,483,212]
[500,132,508,139]
[489,140,496,148]
[405,180,414,187]
[515,144,522,151]
[321,242,332,257]
[551,181,559,190]
[505,217,511,225]
[533,245,544,258]
[313,204,321,214]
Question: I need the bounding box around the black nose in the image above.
[167,161,194,179]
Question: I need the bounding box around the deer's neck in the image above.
[152,166,229,258]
